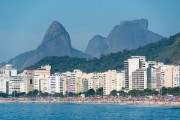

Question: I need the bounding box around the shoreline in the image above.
[0,98,180,107]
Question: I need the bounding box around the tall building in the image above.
[160,65,179,88]
[48,73,66,95]
[116,71,125,91]
[87,73,105,92]
[104,70,117,95]
[34,75,49,93]
[0,77,9,94]
[64,69,83,94]
[124,56,146,90]
[147,62,164,90]
[0,64,17,77]
[8,76,25,94]
[23,65,51,93]
[132,69,147,90]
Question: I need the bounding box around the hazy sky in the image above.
[0,0,180,62]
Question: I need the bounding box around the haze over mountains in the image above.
[8,21,90,70]
[85,19,164,58]
[6,19,165,70]
[27,32,180,73]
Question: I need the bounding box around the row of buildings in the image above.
[124,56,180,91]
[0,56,180,96]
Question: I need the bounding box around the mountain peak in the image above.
[8,20,90,70]
[49,21,66,33]
[42,21,67,44]
[120,18,148,29]
[85,35,108,58]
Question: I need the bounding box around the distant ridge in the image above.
[27,32,180,73]
[85,35,108,58]
[8,21,90,70]
[85,19,164,58]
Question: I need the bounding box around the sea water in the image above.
[0,103,179,120]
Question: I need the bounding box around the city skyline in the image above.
[0,0,180,62]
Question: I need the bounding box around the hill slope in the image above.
[8,21,90,70]
[85,19,164,57]
[26,32,180,73]
[85,35,108,58]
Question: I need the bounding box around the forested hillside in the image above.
[26,32,180,73]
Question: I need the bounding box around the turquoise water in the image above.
[0,103,179,120]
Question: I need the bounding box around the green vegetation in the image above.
[1,86,180,98]
[128,89,159,96]
[26,32,180,73]
[0,92,8,98]
[109,87,180,97]
[160,87,180,96]
[96,87,103,96]
[85,89,96,97]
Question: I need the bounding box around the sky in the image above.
[0,0,180,62]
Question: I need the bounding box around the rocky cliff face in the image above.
[107,19,164,53]
[85,19,164,57]
[9,21,90,70]
[85,35,108,58]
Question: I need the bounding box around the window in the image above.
[30,79,33,84]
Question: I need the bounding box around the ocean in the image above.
[0,103,179,120]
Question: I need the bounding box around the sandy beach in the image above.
[0,97,180,107]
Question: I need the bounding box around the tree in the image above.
[117,90,127,96]
[65,92,78,97]
[39,92,49,97]
[27,89,39,97]
[0,92,8,98]
[96,87,103,96]
[110,90,117,96]
[53,93,64,97]
[128,90,144,96]
[86,89,95,97]
[12,91,18,97]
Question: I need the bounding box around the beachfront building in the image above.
[87,73,105,91]
[124,56,147,90]
[64,69,83,94]
[23,65,51,93]
[8,76,24,94]
[147,62,164,90]
[131,69,147,90]
[48,73,66,95]
[34,75,49,93]
[160,65,179,88]
[82,78,88,92]
[174,74,180,87]
[0,64,17,77]
[116,71,125,91]
[0,77,9,93]
[104,70,117,95]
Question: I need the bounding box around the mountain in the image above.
[85,35,108,58]
[8,21,90,70]
[26,32,180,73]
[85,19,164,57]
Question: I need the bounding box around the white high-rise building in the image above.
[34,75,49,93]
[132,69,147,90]
[0,64,17,77]
[0,77,9,93]
[116,71,125,91]
[147,62,164,90]
[124,56,146,90]
[64,69,83,94]
[104,70,117,95]
[48,73,66,95]
[87,73,105,91]
[160,65,179,88]
[8,76,24,94]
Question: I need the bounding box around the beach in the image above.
[0,97,180,107]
